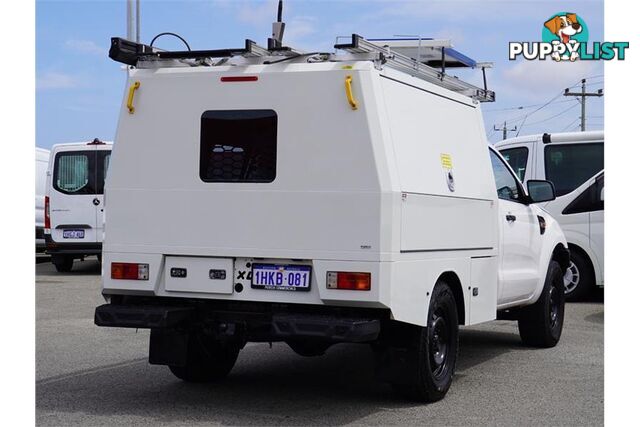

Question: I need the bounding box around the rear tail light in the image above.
[44,196,50,232]
[326,272,371,291]
[111,262,149,280]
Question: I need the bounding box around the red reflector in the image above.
[327,272,371,291]
[44,196,50,230]
[111,262,149,280]
[220,76,258,82]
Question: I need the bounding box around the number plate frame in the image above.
[62,229,85,239]
[251,264,312,292]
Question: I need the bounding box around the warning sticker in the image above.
[440,153,453,169]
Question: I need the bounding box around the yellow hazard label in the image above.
[440,153,453,169]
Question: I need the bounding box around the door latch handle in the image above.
[506,214,516,222]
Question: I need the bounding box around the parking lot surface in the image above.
[36,258,604,426]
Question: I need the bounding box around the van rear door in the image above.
[50,146,99,243]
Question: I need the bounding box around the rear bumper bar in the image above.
[95,303,381,343]
[45,235,102,256]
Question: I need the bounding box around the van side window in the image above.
[499,147,528,181]
[200,110,277,183]
[544,142,604,196]
[489,149,520,202]
[53,152,95,194]
[562,173,604,215]
[97,151,111,194]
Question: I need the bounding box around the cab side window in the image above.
[489,149,520,202]
[499,147,528,181]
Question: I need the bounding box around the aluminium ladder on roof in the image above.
[334,34,495,103]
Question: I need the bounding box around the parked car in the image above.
[94,34,569,402]
[495,131,604,299]
[541,171,604,300]
[36,147,50,252]
[44,139,112,272]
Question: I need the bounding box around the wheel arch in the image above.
[566,242,596,280]
[551,243,571,272]
[436,271,465,325]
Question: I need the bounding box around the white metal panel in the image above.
[379,72,495,200]
[469,256,498,324]
[164,256,234,294]
[400,193,496,252]
[106,64,386,260]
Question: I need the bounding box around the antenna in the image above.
[126,0,140,42]
[269,0,286,49]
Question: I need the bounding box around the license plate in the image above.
[62,229,84,239]
[251,264,312,291]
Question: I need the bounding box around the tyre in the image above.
[169,331,240,382]
[563,250,594,301]
[518,260,565,348]
[52,256,74,273]
[286,340,331,357]
[390,281,459,402]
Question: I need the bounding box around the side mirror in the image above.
[527,180,556,203]
[600,187,604,202]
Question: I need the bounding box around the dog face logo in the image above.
[542,12,588,61]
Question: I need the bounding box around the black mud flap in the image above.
[94,304,194,329]
[149,329,189,367]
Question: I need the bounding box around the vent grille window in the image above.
[200,110,277,183]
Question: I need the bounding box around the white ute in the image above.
[495,131,603,299]
[95,29,569,402]
[45,139,112,272]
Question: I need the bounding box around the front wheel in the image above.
[391,281,459,402]
[518,260,565,348]
[169,331,240,382]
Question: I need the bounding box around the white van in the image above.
[44,139,112,272]
[36,147,50,252]
[95,33,569,402]
[495,131,604,299]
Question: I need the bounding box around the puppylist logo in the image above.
[509,12,629,61]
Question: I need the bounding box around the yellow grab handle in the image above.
[344,75,358,110]
[127,81,141,114]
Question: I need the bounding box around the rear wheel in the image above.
[169,331,240,382]
[52,256,74,273]
[390,281,459,402]
[563,251,594,301]
[518,260,565,348]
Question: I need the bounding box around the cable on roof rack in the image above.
[149,32,191,51]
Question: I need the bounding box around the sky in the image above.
[36,0,605,148]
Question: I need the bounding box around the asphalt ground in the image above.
[36,257,604,426]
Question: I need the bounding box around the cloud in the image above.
[284,16,317,45]
[499,58,602,101]
[36,71,77,90]
[64,39,106,56]
[236,0,279,27]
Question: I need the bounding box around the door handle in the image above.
[506,214,516,222]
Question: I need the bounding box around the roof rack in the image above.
[334,34,494,102]
[109,33,494,103]
[109,37,299,66]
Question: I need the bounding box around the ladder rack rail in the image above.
[334,34,495,102]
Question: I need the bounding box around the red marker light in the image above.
[220,76,259,82]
